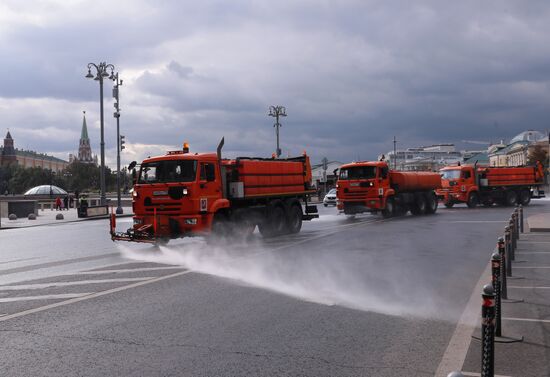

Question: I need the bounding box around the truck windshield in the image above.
[138,160,197,183]
[339,166,377,180]
[440,170,461,180]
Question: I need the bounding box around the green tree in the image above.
[528,144,548,168]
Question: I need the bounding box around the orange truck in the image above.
[110,139,318,243]
[437,162,545,208]
[336,161,441,217]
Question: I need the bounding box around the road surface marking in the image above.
[446,219,509,223]
[0,293,93,303]
[517,241,550,244]
[434,258,492,377]
[0,277,155,290]
[0,257,41,265]
[462,372,511,377]
[516,251,550,254]
[513,266,550,269]
[0,270,192,322]
[0,252,120,276]
[508,286,550,289]
[503,317,550,323]
[77,266,185,275]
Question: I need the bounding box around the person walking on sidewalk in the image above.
[55,197,62,211]
[63,196,68,210]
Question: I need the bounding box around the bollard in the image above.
[504,226,512,277]
[481,284,495,377]
[497,237,507,299]
[519,204,524,233]
[511,215,517,253]
[508,218,516,261]
[515,207,520,240]
[491,252,502,337]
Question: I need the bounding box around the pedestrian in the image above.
[63,196,68,210]
[69,195,74,209]
[55,196,62,211]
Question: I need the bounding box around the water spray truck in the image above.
[110,139,319,243]
[336,161,441,217]
[437,162,545,208]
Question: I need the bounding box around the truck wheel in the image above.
[444,202,454,208]
[425,193,438,214]
[466,192,479,208]
[410,195,426,215]
[258,202,286,237]
[382,197,395,218]
[482,197,493,207]
[232,209,256,239]
[505,191,518,206]
[519,190,531,205]
[287,204,303,233]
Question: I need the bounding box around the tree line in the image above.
[0,162,131,195]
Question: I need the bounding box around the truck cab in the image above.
[131,150,227,238]
[336,161,392,214]
[437,165,478,207]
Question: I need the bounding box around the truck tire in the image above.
[519,190,531,205]
[258,201,286,237]
[467,192,479,208]
[232,209,256,239]
[382,197,395,218]
[208,212,230,243]
[505,191,518,207]
[287,203,303,233]
[425,192,438,214]
[444,202,454,208]
[410,195,426,215]
[482,197,493,207]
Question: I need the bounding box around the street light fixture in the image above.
[112,72,124,214]
[268,105,286,158]
[85,62,115,206]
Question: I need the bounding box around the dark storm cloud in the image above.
[1,0,550,165]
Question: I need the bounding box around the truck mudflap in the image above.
[109,213,157,244]
[303,204,319,220]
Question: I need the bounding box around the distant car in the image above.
[323,188,337,207]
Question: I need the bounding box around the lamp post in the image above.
[268,105,286,158]
[112,72,123,214]
[85,62,115,206]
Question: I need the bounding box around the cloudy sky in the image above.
[1,0,550,166]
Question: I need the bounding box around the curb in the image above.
[0,213,133,230]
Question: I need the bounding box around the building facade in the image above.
[381,144,463,171]
[0,130,69,172]
[488,131,548,167]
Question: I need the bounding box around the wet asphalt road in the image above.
[1,201,548,376]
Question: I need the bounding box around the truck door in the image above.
[461,168,474,193]
[198,162,222,213]
[378,166,390,197]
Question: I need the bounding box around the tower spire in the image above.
[81,111,89,140]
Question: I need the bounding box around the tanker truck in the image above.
[437,162,545,208]
[110,139,318,244]
[336,161,442,217]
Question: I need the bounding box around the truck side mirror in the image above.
[128,161,137,170]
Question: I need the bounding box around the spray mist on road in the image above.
[117,236,448,319]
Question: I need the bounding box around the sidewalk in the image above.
[460,214,550,377]
[0,206,133,229]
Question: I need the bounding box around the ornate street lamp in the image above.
[268,105,286,158]
[112,72,123,214]
[85,62,115,206]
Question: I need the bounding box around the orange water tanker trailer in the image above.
[110,138,318,244]
[437,162,545,208]
[336,161,441,217]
